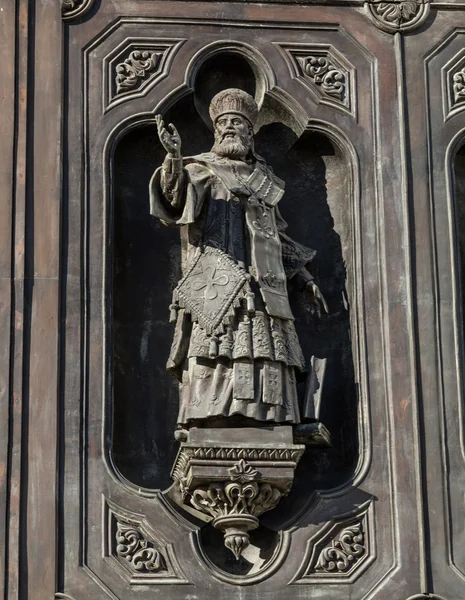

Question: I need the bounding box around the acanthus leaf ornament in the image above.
[61,0,95,21]
[171,429,305,560]
[365,0,430,33]
[103,40,186,111]
[290,501,375,584]
[104,500,190,584]
[115,521,167,573]
[375,1,418,25]
[228,458,259,482]
[275,44,354,115]
[296,56,346,101]
[190,479,282,560]
[115,51,164,95]
[314,522,365,573]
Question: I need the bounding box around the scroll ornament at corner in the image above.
[115,521,167,573]
[290,503,373,584]
[296,56,346,101]
[115,51,164,95]
[313,522,365,573]
[365,0,430,33]
[277,45,353,114]
[61,0,95,21]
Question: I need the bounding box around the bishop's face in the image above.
[212,113,253,160]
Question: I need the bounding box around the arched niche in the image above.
[110,51,359,500]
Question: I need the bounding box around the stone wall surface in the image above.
[1,0,465,599]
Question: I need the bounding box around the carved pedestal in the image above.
[171,427,305,558]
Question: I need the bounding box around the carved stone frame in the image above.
[56,5,427,598]
[4,0,465,598]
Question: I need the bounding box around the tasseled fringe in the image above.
[169,302,179,324]
[218,326,234,358]
[246,291,255,315]
[171,271,254,335]
[209,335,219,358]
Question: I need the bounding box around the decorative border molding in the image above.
[61,0,95,22]
[289,500,375,584]
[365,0,430,33]
[68,16,381,596]
[424,30,465,588]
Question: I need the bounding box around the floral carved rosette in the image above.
[61,0,95,21]
[365,0,430,33]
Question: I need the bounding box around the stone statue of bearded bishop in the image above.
[150,88,327,430]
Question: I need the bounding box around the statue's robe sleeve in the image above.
[275,206,317,289]
[149,155,211,225]
[149,155,213,379]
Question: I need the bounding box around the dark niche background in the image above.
[111,53,358,505]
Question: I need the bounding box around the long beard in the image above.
[211,132,252,159]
